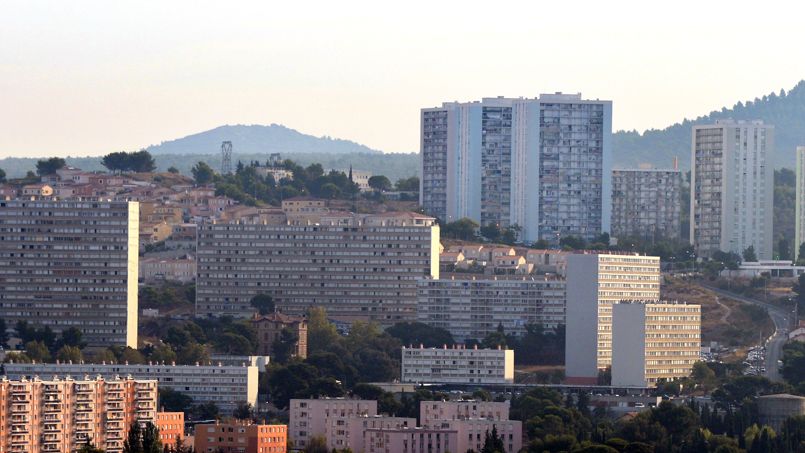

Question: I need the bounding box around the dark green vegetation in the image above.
[101,150,157,173]
[614,80,805,170]
[776,168,796,259]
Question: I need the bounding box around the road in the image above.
[700,283,790,381]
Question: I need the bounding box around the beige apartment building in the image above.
[196,212,440,324]
[612,301,701,387]
[0,375,157,453]
[0,200,139,347]
[289,398,378,450]
[252,312,308,359]
[400,345,514,385]
[565,253,661,384]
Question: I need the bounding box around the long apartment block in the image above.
[401,345,514,385]
[196,212,440,324]
[416,276,565,342]
[0,199,139,347]
[421,93,612,243]
[0,375,156,453]
[3,362,257,413]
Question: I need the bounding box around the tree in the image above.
[780,238,792,261]
[142,421,162,453]
[159,387,193,413]
[233,402,254,420]
[480,223,502,242]
[176,343,209,365]
[0,318,9,349]
[442,218,479,241]
[743,245,757,262]
[56,345,83,363]
[481,425,506,453]
[102,152,130,173]
[77,444,106,453]
[798,242,805,265]
[395,176,419,191]
[272,327,299,363]
[129,150,157,173]
[36,157,66,176]
[307,307,340,354]
[0,168,6,183]
[60,326,86,349]
[167,166,179,174]
[250,294,275,315]
[191,401,220,421]
[191,162,216,185]
[303,435,328,453]
[385,322,454,348]
[25,340,51,362]
[123,421,143,453]
[368,175,392,191]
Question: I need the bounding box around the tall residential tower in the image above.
[691,120,774,260]
[420,93,612,244]
[795,146,805,259]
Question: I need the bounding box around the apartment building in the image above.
[611,168,682,240]
[4,362,257,413]
[289,398,378,450]
[252,312,308,359]
[419,400,511,425]
[364,426,459,453]
[194,422,287,453]
[420,93,612,243]
[612,302,701,387]
[196,212,440,323]
[156,412,185,449]
[796,146,805,258]
[0,200,139,347]
[338,416,416,451]
[401,345,514,385]
[0,375,156,453]
[564,253,661,384]
[691,120,774,259]
[139,256,196,283]
[416,276,565,342]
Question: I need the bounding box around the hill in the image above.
[147,123,385,156]
[613,80,805,170]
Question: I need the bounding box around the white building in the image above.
[420,93,612,244]
[400,345,514,384]
[691,120,774,259]
[611,301,701,387]
[3,362,258,412]
[416,277,565,342]
[564,253,661,384]
[289,398,377,450]
[0,200,139,347]
[419,400,510,425]
[796,146,805,258]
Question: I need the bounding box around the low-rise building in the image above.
[4,362,258,413]
[0,375,156,453]
[401,345,514,385]
[289,398,377,450]
[611,301,701,387]
[156,412,185,449]
[417,277,565,342]
[21,183,54,197]
[363,425,459,453]
[252,313,308,359]
[338,416,416,451]
[194,421,287,453]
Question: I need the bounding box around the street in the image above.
[700,283,790,382]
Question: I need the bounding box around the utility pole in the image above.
[221,141,233,175]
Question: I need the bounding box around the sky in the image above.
[2,0,805,157]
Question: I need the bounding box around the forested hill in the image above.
[614,80,805,171]
[147,124,384,156]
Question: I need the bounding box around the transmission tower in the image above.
[221,141,233,174]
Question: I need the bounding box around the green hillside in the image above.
[614,80,805,170]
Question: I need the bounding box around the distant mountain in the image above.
[613,80,805,171]
[147,124,385,156]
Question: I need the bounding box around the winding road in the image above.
[699,283,791,382]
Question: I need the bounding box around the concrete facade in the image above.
[757,394,805,431]
[420,93,612,244]
[611,168,681,240]
[611,302,701,387]
[194,421,287,453]
[0,200,139,347]
[400,346,514,385]
[691,120,774,259]
[252,312,308,359]
[196,212,439,324]
[564,254,661,383]
[416,277,565,342]
[0,375,156,453]
[156,412,185,449]
[796,146,805,259]
[4,362,257,413]
[289,398,378,450]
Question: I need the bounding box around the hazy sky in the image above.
[3,0,805,157]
